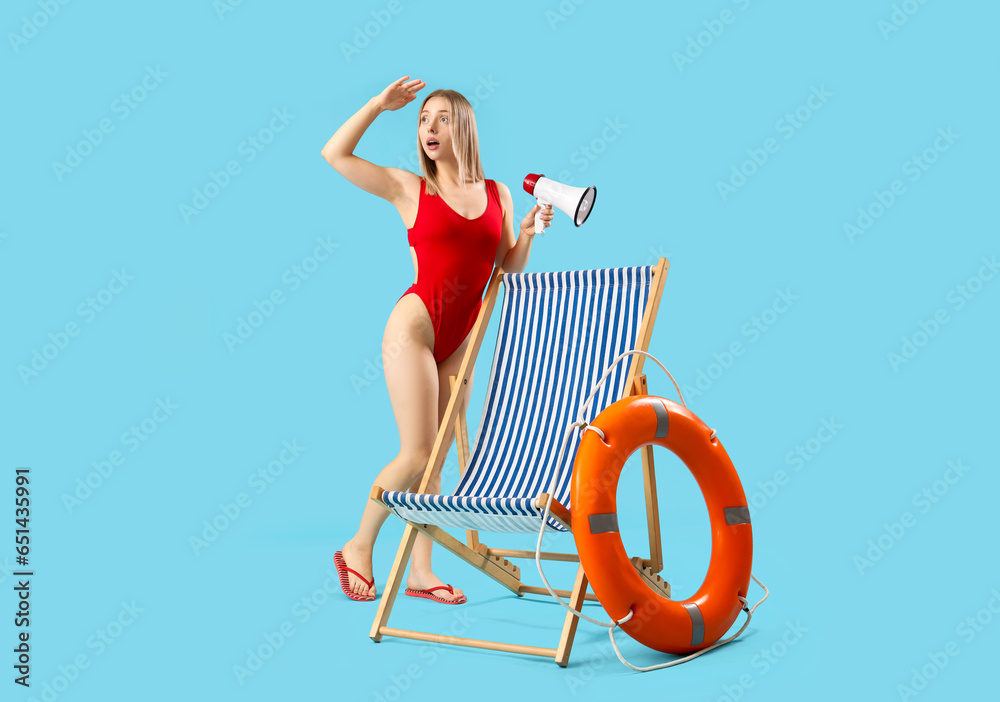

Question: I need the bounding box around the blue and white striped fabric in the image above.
[382,266,654,533]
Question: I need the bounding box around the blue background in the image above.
[2,1,997,700]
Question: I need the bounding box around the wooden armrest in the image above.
[535,493,572,531]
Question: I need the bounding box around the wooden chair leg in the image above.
[370,524,419,642]
[632,373,664,575]
[555,564,589,667]
[450,374,480,551]
[641,443,663,574]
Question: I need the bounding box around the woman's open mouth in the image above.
[426,140,439,151]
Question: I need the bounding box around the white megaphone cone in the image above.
[523,173,597,235]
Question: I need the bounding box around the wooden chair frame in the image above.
[368,258,669,666]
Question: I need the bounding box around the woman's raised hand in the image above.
[375,76,426,112]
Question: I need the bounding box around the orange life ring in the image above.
[571,395,753,655]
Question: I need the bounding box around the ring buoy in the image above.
[571,395,753,655]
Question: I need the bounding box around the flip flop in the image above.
[405,584,467,605]
[334,550,376,602]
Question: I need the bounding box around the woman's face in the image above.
[419,96,452,161]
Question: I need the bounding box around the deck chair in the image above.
[369,258,670,666]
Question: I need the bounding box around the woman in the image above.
[321,76,553,602]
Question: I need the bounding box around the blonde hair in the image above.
[416,89,484,196]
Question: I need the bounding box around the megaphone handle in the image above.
[535,199,549,235]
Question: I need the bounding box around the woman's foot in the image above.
[340,539,376,599]
[406,570,465,603]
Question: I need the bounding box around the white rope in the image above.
[532,349,765,669]
[535,419,624,629]
[608,574,769,671]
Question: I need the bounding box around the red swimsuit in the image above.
[398,177,503,364]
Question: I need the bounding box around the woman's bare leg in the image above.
[341,294,438,598]
[406,334,475,601]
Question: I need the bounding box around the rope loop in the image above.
[615,609,634,626]
[570,419,608,442]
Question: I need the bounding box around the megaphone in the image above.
[523,173,597,235]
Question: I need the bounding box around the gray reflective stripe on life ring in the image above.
[724,506,751,525]
[683,603,705,646]
[588,513,619,534]
[653,399,669,437]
